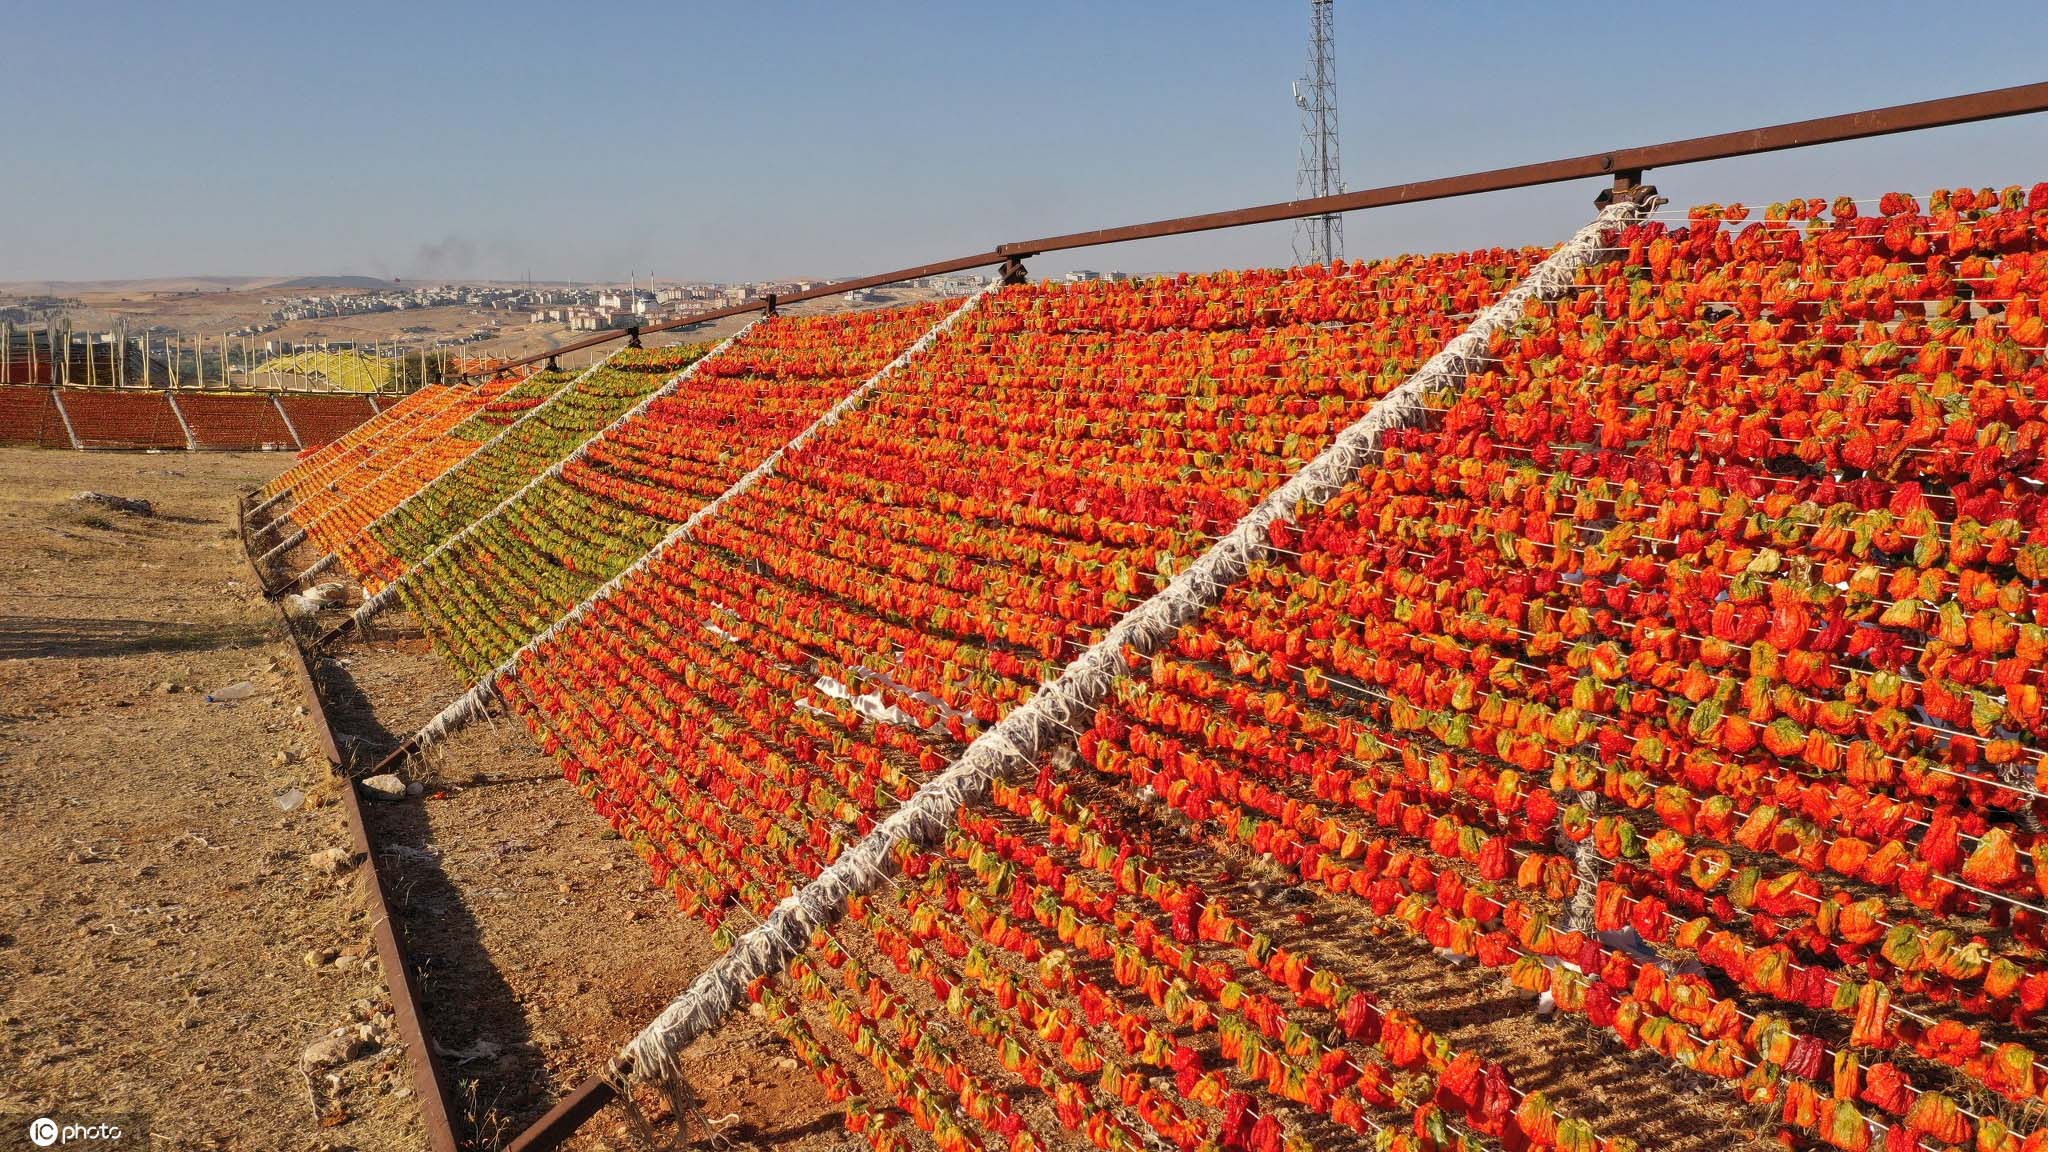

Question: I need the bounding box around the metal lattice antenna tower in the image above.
[1292,0,1344,265]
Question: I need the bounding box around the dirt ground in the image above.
[0,447,421,1150]
[312,636,841,1152]
[0,446,839,1152]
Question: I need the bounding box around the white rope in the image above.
[164,391,197,451]
[347,324,762,632]
[255,525,309,569]
[609,200,1646,1090]
[293,549,340,588]
[247,486,294,520]
[408,287,996,751]
[271,395,303,450]
[290,350,619,588]
[50,389,80,451]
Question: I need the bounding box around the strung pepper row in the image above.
[847,894,1184,1152]
[516,625,1140,1152]
[1593,870,2048,1109]
[980,760,1623,1152]
[507,242,1548,754]
[938,817,1486,1150]
[403,476,673,676]
[1230,538,2047,950]
[1271,474,2048,960]
[261,382,459,498]
[266,377,507,508]
[650,537,1053,730]
[483,237,1875,1139]
[367,346,707,574]
[520,524,1433,1147]
[292,374,523,548]
[1076,633,2000,1149]
[1070,726,1954,1150]
[491,241,1646,1139]
[546,672,1027,1152]
[1340,430,2048,814]
[574,312,947,524]
[1130,597,2048,1117]
[392,304,951,680]
[451,366,573,437]
[1184,574,2048,1026]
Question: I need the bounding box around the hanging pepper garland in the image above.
[389,304,952,677]
[287,370,529,554]
[416,192,2048,1152]
[322,365,582,578]
[360,346,711,583]
[262,380,471,501]
[491,250,1586,1148]
[1048,187,2048,1152]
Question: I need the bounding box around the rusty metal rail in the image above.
[500,1078,612,1152]
[236,491,465,1152]
[465,79,2048,381]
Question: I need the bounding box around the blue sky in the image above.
[5,1,2048,283]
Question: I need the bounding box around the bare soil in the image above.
[314,633,841,1152]
[0,447,421,1150]
[0,447,839,1152]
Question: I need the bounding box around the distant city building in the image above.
[915,274,992,294]
[567,309,639,332]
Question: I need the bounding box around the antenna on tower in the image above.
[1293,0,1344,265]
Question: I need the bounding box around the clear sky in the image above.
[6,0,2048,283]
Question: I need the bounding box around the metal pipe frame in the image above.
[462,80,2048,382]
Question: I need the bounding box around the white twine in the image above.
[409,287,995,751]
[271,395,303,450]
[291,350,620,587]
[610,201,1645,1090]
[164,392,197,451]
[347,323,761,631]
[292,549,340,588]
[49,389,81,451]
[247,486,295,520]
[255,524,309,569]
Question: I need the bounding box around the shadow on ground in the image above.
[0,616,270,661]
[316,648,555,1150]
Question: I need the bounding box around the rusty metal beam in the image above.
[236,493,465,1152]
[500,1076,614,1152]
[997,80,2048,256]
[336,763,462,1152]
[364,733,421,778]
[465,81,2048,382]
